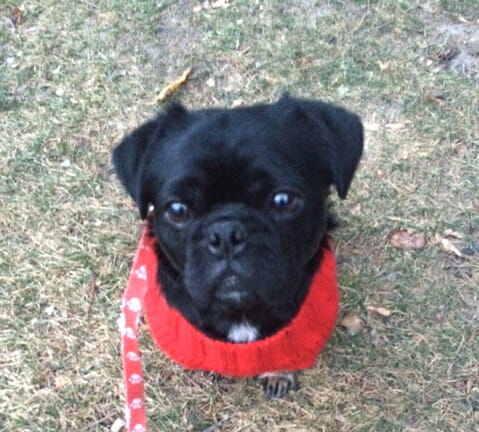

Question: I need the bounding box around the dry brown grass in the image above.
[1,1,478,431]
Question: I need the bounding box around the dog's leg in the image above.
[258,371,298,399]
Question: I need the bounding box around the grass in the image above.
[1,0,478,431]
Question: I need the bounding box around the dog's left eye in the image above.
[271,191,300,214]
[165,202,191,224]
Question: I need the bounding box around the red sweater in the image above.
[143,233,339,377]
[120,227,339,431]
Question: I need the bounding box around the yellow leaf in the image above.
[156,67,192,104]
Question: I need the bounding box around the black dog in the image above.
[113,94,363,398]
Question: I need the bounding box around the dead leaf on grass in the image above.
[435,234,464,258]
[339,312,363,335]
[389,229,427,251]
[156,67,192,104]
[423,89,447,104]
[443,229,464,239]
[11,6,25,27]
[367,305,392,317]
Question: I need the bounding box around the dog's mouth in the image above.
[214,273,257,310]
[215,274,243,301]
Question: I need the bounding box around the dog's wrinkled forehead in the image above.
[154,111,314,205]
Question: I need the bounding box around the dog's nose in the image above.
[207,221,247,257]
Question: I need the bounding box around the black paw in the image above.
[258,372,298,399]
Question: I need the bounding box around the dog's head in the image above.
[113,94,363,341]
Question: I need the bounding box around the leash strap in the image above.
[119,226,153,432]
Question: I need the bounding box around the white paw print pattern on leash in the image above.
[126,351,140,361]
[132,425,146,432]
[130,398,144,409]
[134,265,147,281]
[128,374,143,385]
[124,327,136,339]
[127,297,142,313]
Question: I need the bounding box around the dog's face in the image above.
[113,95,363,342]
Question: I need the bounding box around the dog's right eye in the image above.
[165,202,191,224]
[270,191,301,214]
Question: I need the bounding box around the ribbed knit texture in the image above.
[143,234,339,377]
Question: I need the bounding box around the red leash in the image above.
[119,225,339,431]
[119,228,156,432]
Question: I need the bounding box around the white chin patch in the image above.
[227,321,260,343]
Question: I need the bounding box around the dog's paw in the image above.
[258,372,298,399]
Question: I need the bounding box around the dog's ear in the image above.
[278,94,364,199]
[112,102,188,218]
